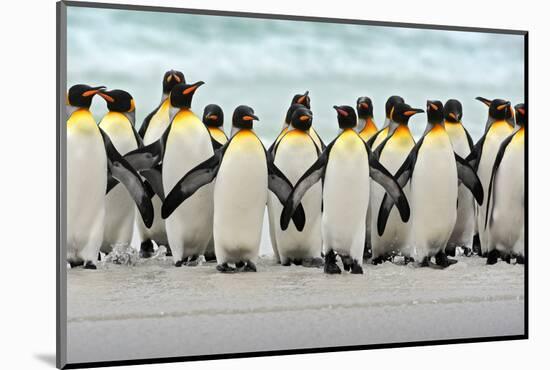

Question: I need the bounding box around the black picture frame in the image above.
[56,1,528,368]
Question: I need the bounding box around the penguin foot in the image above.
[235,261,245,269]
[83,261,97,270]
[184,255,200,267]
[342,256,353,271]
[403,256,415,264]
[291,259,302,266]
[139,240,155,259]
[435,251,457,268]
[216,263,237,273]
[516,255,525,264]
[486,250,500,265]
[502,253,512,264]
[462,246,473,257]
[165,245,173,257]
[204,253,217,262]
[324,250,341,274]
[420,256,431,267]
[371,256,385,265]
[175,260,184,267]
[350,260,363,274]
[445,246,456,257]
[302,257,324,268]
[243,261,257,272]
[472,234,481,256]
[281,259,291,267]
[69,260,84,268]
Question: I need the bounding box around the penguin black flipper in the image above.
[465,133,487,171]
[365,143,410,222]
[130,124,144,148]
[265,153,306,231]
[161,144,228,219]
[365,128,385,149]
[454,153,484,206]
[123,123,171,171]
[376,137,424,236]
[484,133,516,228]
[464,127,475,152]
[99,128,154,228]
[138,102,162,138]
[280,139,336,231]
[141,164,165,201]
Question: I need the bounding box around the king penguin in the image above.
[467,97,515,257]
[370,102,423,264]
[366,95,405,150]
[356,96,378,260]
[377,100,483,268]
[484,103,525,265]
[136,70,185,258]
[97,89,143,254]
[160,105,307,273]
[267,102,308,263]
[201,103,228,262]
[443,99,476,257]
[269,106,323,267]
[67,84,153,269]
[281,105,411,274]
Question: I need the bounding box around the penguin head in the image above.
[67,84,106,109]
[291,91,310,109]
[285,103,305,124]
[444,99,463,123]
[514,103,526,127]
[426,100,445,124]
[290,107,313,131]
[391,103,424,125]
[162,70,185,95]
[476,97,511,121]
[385,95,405,119]
[98,89,135,113]
[202,104,224,128]
[169,81,204,109]
[356,96,373,119]
[232,105,259,129]
[333,105,357,129]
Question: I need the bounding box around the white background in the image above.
[0,0,545,369]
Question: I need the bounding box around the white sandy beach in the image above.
[67,213,525,364]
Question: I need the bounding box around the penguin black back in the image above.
[203,104,224,128]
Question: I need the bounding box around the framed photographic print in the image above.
[57,1,527,368]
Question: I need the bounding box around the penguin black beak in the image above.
[333,105,348,117]
[242,114,259,121]
[476,96,492,107]
[82,86,106,97]
[405,108,424,116]
[182,81,205,95]
[296,91,309,105]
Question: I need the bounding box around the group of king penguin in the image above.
[66,69,525,273]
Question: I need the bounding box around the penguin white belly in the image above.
[322,131,370,261]
[411,128,457,259]
[271,131,322,263]
[371,130,414,258]
[137,100,171,245]
[446,123,475,248]
[67,110,107,263]
[476,121,514,253]
[214,131,267,264]
[163,110,214,261]
[99,113,138,253]
[488,131,524,253]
